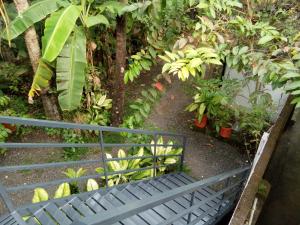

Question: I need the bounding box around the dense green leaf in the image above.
[258,35,274,45]
[28,60,54,102]
[3,0,67,40]
[56,27,87,111]
[42,5,82,62]
[86,15,109,27]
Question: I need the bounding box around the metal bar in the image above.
[152,134,157,177]
[99,131,109,187]
[0,116,185,137]
[72,171,248,225]
[105,165,169,177]
[103,143,184,148]
[0,143,183,149]
[0,155,182,172]
[217,177,230,215]
[183,191,238,225]
[0,159,102,172]
[187,191,195,224]
[180,136,187,171]
[105,154,181,162]
[7,174,104,192]
[0,183,14,212]
[158,190,239,225]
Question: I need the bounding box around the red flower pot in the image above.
[219,127,232,139]
[154,82,164,92]
[2,123,16,132]
[194,115,208,128]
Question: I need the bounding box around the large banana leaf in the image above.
[42,5,81,62]
[28,59,54,103]
[56,27,86,111]
[3,0,67,40]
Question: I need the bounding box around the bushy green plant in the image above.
[95,148,152,187]
[122,87,160,132]
[186,79,241,122]
[63,168,86,193]
[62,130,87,160]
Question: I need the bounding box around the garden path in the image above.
[145,78,248,180]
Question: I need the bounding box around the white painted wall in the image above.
[225,68,288,121]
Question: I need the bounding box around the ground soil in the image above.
[145,78,247,180]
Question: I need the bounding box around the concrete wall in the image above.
[225,68,288,121]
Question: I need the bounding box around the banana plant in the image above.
[95,148,152,187]
[4,0,109,111]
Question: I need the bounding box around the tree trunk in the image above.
[13,0,61,120]
[111,8,127,126]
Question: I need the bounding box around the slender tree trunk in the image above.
[13,0,61,120]
[111,2,127,126]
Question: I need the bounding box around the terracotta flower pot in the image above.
[154,82,164,92]
[219,127,232,139]
[2,123,16,132]
[194,115,208,128]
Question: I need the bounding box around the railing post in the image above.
[180,136,187,171]
[217,176,231,216]
[234,169,250,203]
[152,134,157,177]
[187,191,195,224]
[99,130,109,187]
[0,183,14,212]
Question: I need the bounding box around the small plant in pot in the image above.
[185,79,222,129]
[213,106,236,139]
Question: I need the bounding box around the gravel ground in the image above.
[145,78,248,180]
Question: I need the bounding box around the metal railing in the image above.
[0,116,187,213]
[72,166,250,225]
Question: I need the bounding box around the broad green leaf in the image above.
[258,35,274,45]
[86,15,109,27]
[280,72,300,81]
[131,169,152,180]
[164,158,177,164]
[87,179,99,191]
[182,67,189,79]
[54,183,71,198]
[190,58,203,68]
[106,153,121,171]
[42,5,82,62]
[128,147,144,169]
[118,149,128,170]
[56,27,87,111]
[285,81,300,91]
[3,0,67,40]
[162,63,171,73]
[206,58,222,65]
[32,188,49,203]
[159,55,171,63]
[28,59,54,102]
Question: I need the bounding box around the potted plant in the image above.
[186,79,221,128]
[239,105,271,152]
[213,105,236,139]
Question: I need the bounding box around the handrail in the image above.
[0,116,186,213]
[0,116,185,137]
[72,166,250,225]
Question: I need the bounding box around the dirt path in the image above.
[146,78,247,179]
